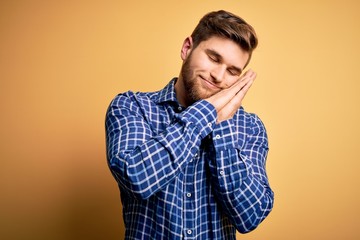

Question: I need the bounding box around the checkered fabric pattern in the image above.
[105,78,274,239]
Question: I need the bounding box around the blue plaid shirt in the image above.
[105,78,274,239]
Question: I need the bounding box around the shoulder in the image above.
[109,90,159,109]
[238,107,267,134]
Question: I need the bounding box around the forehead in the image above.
[196,36,250,69]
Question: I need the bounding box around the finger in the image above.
[216,78,255,122]
[210,71,254,105]
[235,72,256,97]
[238,69,255,82]
[233,71,256,95]
[222,77,254,116]
[206,70,256,110]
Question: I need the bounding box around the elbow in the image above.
[108,160,154,200]
[236,216,264,234]
[237,192,274,234]
[236,216,262,234]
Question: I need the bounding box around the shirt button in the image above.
[186,193,192,198]
[215,134,221,139]
[219,170,225,176]
[187,229,192,235]
[207,123,212,128]
[177,106,183,111]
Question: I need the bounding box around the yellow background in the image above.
[1,0,359,239]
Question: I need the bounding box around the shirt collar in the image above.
[155,78,179,104]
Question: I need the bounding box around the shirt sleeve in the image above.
[207,113,274,233]
[105,92,216,199]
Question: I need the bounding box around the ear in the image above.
[180,37,193,61]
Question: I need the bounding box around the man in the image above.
[105,10,274,239]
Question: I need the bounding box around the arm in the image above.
[105,92,216,199]
[207,114,274,233]
[205,70,273,232]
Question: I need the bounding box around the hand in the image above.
[205,70,257,123]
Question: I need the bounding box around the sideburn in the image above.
[179,54,201,106]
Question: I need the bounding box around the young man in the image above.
[105,10,274,239]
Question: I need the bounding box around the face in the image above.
[175,36,250,107]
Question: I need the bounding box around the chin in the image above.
[196,91,216,102]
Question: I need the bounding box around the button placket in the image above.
[192,152,198,163]
[183,158,195,239]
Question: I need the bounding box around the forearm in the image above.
[108,120,201,199]
[208,117,274,233]
[106,96,216,199]
[209,153,274,233]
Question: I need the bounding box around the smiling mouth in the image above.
[200,76,221,90]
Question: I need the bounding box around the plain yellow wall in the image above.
[1,0,359,239]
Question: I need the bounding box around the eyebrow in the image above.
[205,49,243,74]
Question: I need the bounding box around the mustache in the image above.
[199,75,223,90]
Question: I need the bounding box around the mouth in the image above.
[200,76,221,90]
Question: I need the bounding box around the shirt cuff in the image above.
[212,119,238,150]
[178,100,217,139]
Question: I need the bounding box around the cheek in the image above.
[191,61,209,72]
[191,53,214,70]
[224,77,239,88]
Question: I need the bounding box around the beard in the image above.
[179,53,219,106]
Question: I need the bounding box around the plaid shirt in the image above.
[105,78,274,239]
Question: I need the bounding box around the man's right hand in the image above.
[205,70,257,123]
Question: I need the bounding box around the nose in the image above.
[210,65,226,83]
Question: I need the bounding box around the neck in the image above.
[174,75,188,107]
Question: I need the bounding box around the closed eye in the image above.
[228,68,241,76]
[205,49,222,63]
[205,48,242,76]
[208,54,220,63]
